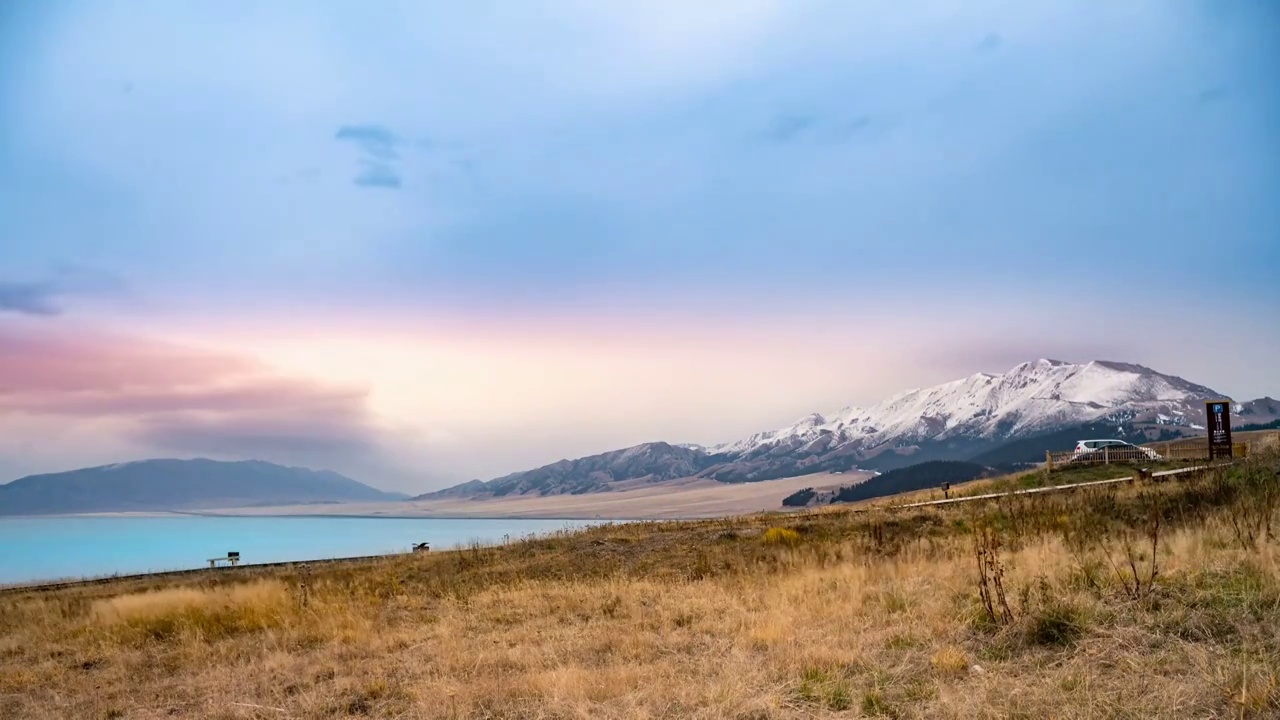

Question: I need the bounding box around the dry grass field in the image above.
[2,453,1278,719]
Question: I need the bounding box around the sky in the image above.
[1,1,1278,492]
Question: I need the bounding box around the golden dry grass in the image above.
[89,580,294,643]
[2,454,1278,719]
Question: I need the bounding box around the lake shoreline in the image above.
[0,551,399,594]
[0,516,605,588]
[17,510,665,521]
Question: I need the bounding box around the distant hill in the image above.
[1234,398,1280,432]
[783,461,996,508]
[414,442,708,499]
[0,459,406,516]
[1236,397,1280,424]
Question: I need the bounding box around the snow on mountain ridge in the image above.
[427,359,1272,498]
[713,359,1224,456]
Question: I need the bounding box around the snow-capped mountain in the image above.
[428,359,1273,497]
[713,359,1221,458]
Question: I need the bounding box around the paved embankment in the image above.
[0,552,397,595]
[893,464,1212,510]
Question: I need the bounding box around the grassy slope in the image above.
[2,453,1278,719]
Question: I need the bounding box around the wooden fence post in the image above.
[1046,450,1053,473]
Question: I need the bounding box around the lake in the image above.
[0,516,606,586]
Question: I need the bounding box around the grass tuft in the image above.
[761,527,801,546]
[1024,601,1087,646]
[930,645,969,674]
[862,689,899,718]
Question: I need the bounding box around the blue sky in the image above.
[1,1,1278,489]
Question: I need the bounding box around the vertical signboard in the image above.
[1205,400,1233,460]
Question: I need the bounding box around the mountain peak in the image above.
[426,358,1274,498]
[719,358,1231,460]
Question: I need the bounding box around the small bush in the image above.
[876,589,912,614]
[761,527,802,547]
[1025,602,1086,646]
[826,681,853,711]
[794,666,831,704]
[930,645,969,674]
[885,632,921,650]
[862,690,898,718]
[794,667,854,712]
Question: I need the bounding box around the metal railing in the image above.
[1046,442,1249,470]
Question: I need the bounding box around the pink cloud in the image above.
[11,380,368,416]
[0,329,259,394]
[0,325,386,471]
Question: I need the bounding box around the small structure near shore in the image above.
[207,551,240,569]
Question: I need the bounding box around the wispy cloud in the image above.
[354,161,402,189]
[0,266,126,317]
[335,124,401,159]
[0,281,61,316]
[138,411,378,460]
[823,115,873,142]
[763,113,879,145]
[336,123,404,189]
[763,113,817,143]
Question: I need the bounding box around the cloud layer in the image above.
[0,325,399,482]
[1,1,1277,489]
[0,282,60,316]
[335,124,404,189]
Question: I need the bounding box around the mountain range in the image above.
[420,359,1278,500]
[0,459,405,516]
[4,359,1274,514]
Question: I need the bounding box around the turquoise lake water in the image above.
[0,516,604,585]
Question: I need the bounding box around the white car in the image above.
[1070,439,1161,463]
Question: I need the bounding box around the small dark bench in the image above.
[207,551,241,568]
